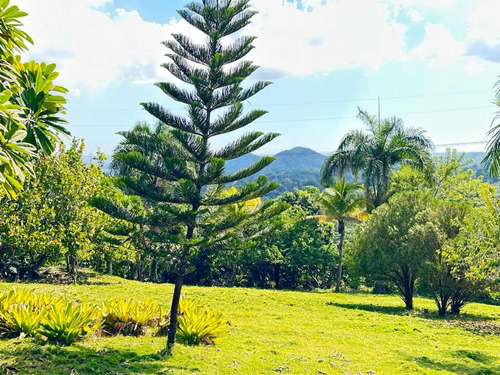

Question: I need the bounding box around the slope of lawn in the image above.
[0,272,498,375]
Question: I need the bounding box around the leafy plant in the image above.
[102,298,160,336]
[173,300,228,346]
[0,302,42,337]
[39,302,101,346]
[0,288,64,338]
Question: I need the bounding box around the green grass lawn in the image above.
[0,273,498,375]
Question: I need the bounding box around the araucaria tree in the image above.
[95,0,281,353]
[321,108,433,209]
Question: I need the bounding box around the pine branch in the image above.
[211,108,267,135]
[140,102,201,135]
[214,156,275,184]
[214,132,279,160]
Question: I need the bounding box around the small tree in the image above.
[316,178,368,292]
[349,191,441,309]
[94,0,282,353]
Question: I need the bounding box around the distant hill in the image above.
[85,148,499,198]
[225,146,325,174]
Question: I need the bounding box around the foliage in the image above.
[39,302,101,346]
[316,178,368,292]
[223,188,336,290]
[348,191,443,310]
[175,300,228,346]
[0,141,106,281]
[0,288,100,345]
[94,0,284,351]
[0,0,69,198]
[321,107,433,208]
[389,153,500,314]
[102,298,160,336]
[482,77,500,177]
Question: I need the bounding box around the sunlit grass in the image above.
[0,273,498,374]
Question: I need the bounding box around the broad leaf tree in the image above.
[0,1,69,198]
[349,191,441,310]
[94,0,282,353]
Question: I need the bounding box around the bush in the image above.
[0,302,43,337]
[39,303,102,346]
[159,300,228,346]
[102,299,160,336]
[0,288,100,345]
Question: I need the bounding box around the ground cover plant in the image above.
[0,275,498,375]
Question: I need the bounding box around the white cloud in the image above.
[16,0,202,89]
[464,59,485,74]
[15,0,497,91]
[466,0,500,46]
[388,0,456,8]
[407,9,423,22]
[410,24,465,66]
[247,0,408,76]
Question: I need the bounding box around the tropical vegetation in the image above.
[0,1,498,373]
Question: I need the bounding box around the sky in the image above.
[14,0,500,155]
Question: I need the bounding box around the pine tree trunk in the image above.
[166,274,184,354]
[335,220,345,293]
[108,259,113,276]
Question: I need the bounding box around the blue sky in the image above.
[17,0,500,155]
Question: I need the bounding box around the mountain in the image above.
[268,147,325,171]
[84,149,499,199]
[225,146,325,173]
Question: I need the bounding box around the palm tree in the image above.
[317,178,368,292]
[482,78,500,177]
[321,107,433,209]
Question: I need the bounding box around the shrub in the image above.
[0,302,43,337]
[102,299,160,336]
[39,302,102,346]
[156,300,228,346]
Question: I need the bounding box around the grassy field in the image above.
[0,273,498,375]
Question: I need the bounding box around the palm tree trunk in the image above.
[336,220,345,292]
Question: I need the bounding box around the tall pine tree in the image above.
[93,0,283,353]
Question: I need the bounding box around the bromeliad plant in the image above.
[39,302,102,346]
[102,298,161,336]
[157,299,228,346]
[0,288,101,345]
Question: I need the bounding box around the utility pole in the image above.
[378,96,381,127]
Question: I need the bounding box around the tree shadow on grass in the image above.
[414,351,500,375]
[0,344,200,374]
[326,302,495,321]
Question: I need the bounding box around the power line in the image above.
[435,141,487,147]
[68,89,492,112]
[67,104,496,127]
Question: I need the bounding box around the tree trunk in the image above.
[437,296,449,317]
[274,264,280,289]
[69,254,77,284]
[166,274,184,354]
[108,259,113,276]
[150,258,158,283]
[335,220,345,293]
